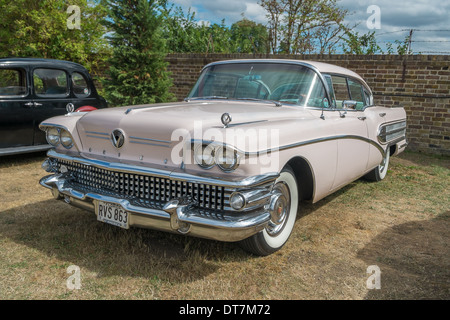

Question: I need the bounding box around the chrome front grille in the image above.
[57,159,230,211]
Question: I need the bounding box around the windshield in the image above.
[187,62,330,108]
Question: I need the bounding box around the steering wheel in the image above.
[279,93,305,103]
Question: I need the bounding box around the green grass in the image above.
[0,150,448,300]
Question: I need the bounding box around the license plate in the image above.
[97,201,129,229]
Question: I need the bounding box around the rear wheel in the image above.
[365,150,390,182]
[240,166,298,256]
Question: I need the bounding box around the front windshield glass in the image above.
[187,62,329,108]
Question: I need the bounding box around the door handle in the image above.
[357,116,367,121]
[24,102,34,107]
[34,102,42,106]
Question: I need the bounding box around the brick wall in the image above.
[166,53,450,155]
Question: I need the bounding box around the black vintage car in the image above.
[0,58,107,156]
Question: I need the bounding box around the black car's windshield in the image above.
[187,62,329,108]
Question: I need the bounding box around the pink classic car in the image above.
[39,59,407,255]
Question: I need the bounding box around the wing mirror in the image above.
[339,100,357,118]
[342,100,357,110]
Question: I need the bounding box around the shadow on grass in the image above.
[358,211,450,300]
[0,199,243,283]
[0,151,47,168]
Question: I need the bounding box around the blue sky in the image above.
[170,0,450,54]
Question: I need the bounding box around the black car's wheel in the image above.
[365,150,390,182]
[240,166,298,256]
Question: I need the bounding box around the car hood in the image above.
[75,100,314,168]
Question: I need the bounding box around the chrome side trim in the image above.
[195,134,387,159]
[129,136,172,144]
[377,119,407,144]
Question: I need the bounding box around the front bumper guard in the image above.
[40,173,275,242]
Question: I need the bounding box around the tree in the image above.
[259,0,348,54]
[230,18,269,54]
[0,0,110,77]
[102,0,174,107]
[341,30,382,55]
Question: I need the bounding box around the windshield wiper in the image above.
[184,96,229,102]
[235,98,282,107]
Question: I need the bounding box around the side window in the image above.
[33,68,68,97]
[323,75,336,107]
[72,72,90,98]
[330,75,350,108]
[347,79,365,110]
[0,68,27,96]
[305,75,329,108]
[364,89,372,106]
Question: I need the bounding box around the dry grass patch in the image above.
[0,151,448,300]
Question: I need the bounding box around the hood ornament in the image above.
[221,113,232,128]
[111,129,125,149]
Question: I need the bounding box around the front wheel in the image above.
[240,166,298,256]
[364,150,390,181]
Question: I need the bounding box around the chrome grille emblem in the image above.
[111,129,125,149]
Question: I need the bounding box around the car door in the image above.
[0,66,35,148]
[32,67,72,145]
[326,75,370,190]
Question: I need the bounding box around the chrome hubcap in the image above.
[266,182,290,236]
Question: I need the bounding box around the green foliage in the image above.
[230,18,269,54]
[102,0,175,107]
[0,0,110,77]
[161,5,268,54]
[341,31,382,55]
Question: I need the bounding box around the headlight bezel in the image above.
[46,127,61,146]
[44,126,75,149]
[215,146,240,172]
[60,129,74,149]
[193,143,216,169]
[193,142,241,172]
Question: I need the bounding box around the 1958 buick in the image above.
[39,59,407,255]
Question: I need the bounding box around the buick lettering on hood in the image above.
[39,59,407,256]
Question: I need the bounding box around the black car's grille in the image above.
[57,159,230,211]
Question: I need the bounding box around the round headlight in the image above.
[194,144,215,169]
[230,192,245,210]
[215,146,239,172]
[60,129,73,149]
[46,127,60,146]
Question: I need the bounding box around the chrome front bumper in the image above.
[39,151,280,242]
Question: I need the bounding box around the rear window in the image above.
[72,72,90,98]
[0,68,27,96]
[33,68,68,97]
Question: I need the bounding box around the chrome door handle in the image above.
[357,116,367,121]
[24,102,34,107]
[34,102,43,106]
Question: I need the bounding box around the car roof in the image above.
[0,57,86,70]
